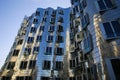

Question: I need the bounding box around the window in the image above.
[17,39,23,45]
[96,0,115,12]
[44,10,49,15]
[55,61,63,70]
[39,26,44,31]
[27,37,34,43]
[20,61,27,69]
[47,35,53,42]
[33,46,39,53]
[81,13,89,29]
[28,60,36,69]
[48,26,54,32]
[30,27,36,33]
[70,59,75,69]
[24,47,31,55]
[58,17,63,22]
[36,35,42,42]
[51,10,56,16]
[12,49,19,56]
[6,62,15,69]
[43,18,47,22]
[58,9,64,15]
[79,0,87,12]
[41,77,49,80]
[76,57,79,66]
[1,76,11,80]
[69,77,76,80]
[56,35,63,43]
[35,11,40,16]
[83,35,93,54]
[45,47,52,55]
[16,76,32,80]
[33,18,38,24]
[55,77,63,80]
[102,21,120,39]
[57,25,63,32]
[43,60,51,70]
[55,47,64,55]
[50,17,55,24]
[75,6,79,12]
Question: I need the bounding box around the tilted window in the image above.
[55,61,63,70]
[20,61,28,69]
[12,49,20,56]
[47,35,53,42]
[43,60,51,70]
[55,47,64,55]
[45,47,52,55]
[17,39,23,45]
[30,27,36,33]
[6,62,15,69]
[28,60,36,69]
[27,37,34,43]
[36,35,42,42]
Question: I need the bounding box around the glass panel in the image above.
[111,21,120,36]
[98,0,106,10]
[103,22,114,38]
[104,0,113,8]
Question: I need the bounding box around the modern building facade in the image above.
[70,0,120,80]
[1,0,120,80]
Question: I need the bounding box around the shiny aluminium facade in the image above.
[70,0,120,80]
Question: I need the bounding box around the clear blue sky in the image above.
[0,0,70,68]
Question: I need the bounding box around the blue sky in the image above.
[0,0,70,68]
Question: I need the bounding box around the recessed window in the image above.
[17,39,23,45]
[33,18,38,24]
[20,61,28,69]
[16,76,32,80]
[39,26,44,31]
[27,37,34,43]
[42,18,47,22]
[33,46,39,53]
[1,76,11,80]
[102,21,120,39]
[43,60,51,70]
[28,60,36,69]
[57,25,63,32]
[70,59,75,69]
[58,9,64,15]
[50,17,55,24]
[58,17,63,22]
[56,35,63,43]
[55,61,63,70]
[35,11,40,16]
[41,77,49,80]
[55,47,64,55]
[12,49,20,56]
[30,27,36,33]
[24,47,31,55]
[45,47,52,55]
[6,62,15,69]
[48,26,54,32]
[47,35,53,42]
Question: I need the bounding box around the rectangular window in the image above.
[48,26,54,32]
[12,49,20,56]
[33,18,38,24]
[6,62,15,69]
[96,0,115,11]
[56,35,63,43]
[1,76,11,80]
[42,18,47,22]
[41,77,49,80]
[39,26,44,31]
[57,25,63,32]
[55,77,63,80]
[50,17,55,24]
[24,47,31,55]
[76,57,79,66]
[27,37,34,43]
[36,35,42,42]
[58,17,63,22]
[28,60,36,69]
[33,46,39,53]
[43,60,51,70]
[45,47,52,55]
[102,21,120,39]
[70,59,75,69]
[58,9,64,15]
[81,13,89,29]
[55,61,63,70]
[35,11,40,16]
[17,39,23,45]
[55,47,64,55]
[51,10,56,16]
[30,27,36,33]
[69,77,76,80]
[16,76,32,80]
[20,61,27,69]
[47,35,53,42]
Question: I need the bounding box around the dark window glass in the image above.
[57,25,63,32]
[43,60,51,70]
[25,48,31,54]
[104,0,113,8]
[48,26,54,32]
[47,36,53,42]
[20,61,27,69]
[27,37,34,43]
[55,47,63,55]
[17,39,23,45]
[98,0,106,10]
[41,77,49,80]
[35,11,40,16]
[13,49,20,56]
[103,22,114,37]
[55,61,63,70]
[6,62,15,69]
[33,47,39,53]
[28,60,36,69]
[1,76,11,80]
[45,47,52,55]
[39,26,44,31]
[36,35,42,42]
[111,21,120,36]
[30,27,36,33]
[70,59,75,69]
[56,36,63,43]
[33,19,38,24]
[69,77,76,80]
